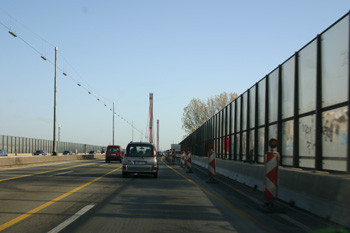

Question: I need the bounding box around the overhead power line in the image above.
[0,11,145,138]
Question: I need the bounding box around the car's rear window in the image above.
[108,147,120,152]
[127,145,153,157]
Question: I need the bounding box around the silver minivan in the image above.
[122,142,158,178]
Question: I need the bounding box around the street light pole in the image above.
[113,101,115,145]
[53,47,58,155]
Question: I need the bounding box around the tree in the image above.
[182,92,237,136]
[182,98,208,135]
[207,92,238,117]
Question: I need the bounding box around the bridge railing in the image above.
[0,135,104,155]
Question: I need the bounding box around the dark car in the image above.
[33,150,47,155]
[0,149,8,156]
[122,142,158,178]
[105,145,122,163]
[63,150,73,155]
[89,151,96,155]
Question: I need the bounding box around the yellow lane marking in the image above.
[0,166,122,232]
[161,158,253,220]
[0,163,95,182]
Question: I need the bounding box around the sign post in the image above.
[180,151,185,168]
[207,149,217,183]
[264,138,280,210]
[186,151,193,173]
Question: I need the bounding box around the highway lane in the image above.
[0,160,123,233]
[57,163,260,233]
[0,158,340,233]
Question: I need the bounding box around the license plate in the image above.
[134,161,146,165]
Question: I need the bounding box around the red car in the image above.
[105,145,123,163]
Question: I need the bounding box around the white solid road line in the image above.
[193,162,263,205]
[49,171,74,176]
[47,204,95,233]
[276,214,311,232]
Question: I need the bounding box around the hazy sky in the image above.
[0,1,349,150]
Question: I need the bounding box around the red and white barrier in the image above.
[180,151,185,167]
[186,151,193,173]
[264,151,279,200]
[171,151,175,164]
[208,150,216,177]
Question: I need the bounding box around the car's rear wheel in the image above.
[122,171,127,178]
[153,173,158,178]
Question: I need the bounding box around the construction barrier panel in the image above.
[208,150,215,177]
[264,151,279,200]
[186,151,192,173]
[180,151,185,167]
[172,151,175,164]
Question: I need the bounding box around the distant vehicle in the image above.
[171,144,181,154]
[0,149,8,156]
[105,145,122,163]
[122,142,158,178]
[63,150,73,155]
[89,151,96,155]
[33,150,47,156]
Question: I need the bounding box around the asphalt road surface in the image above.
[0,158,341,233]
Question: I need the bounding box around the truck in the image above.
[171,144,181,154]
